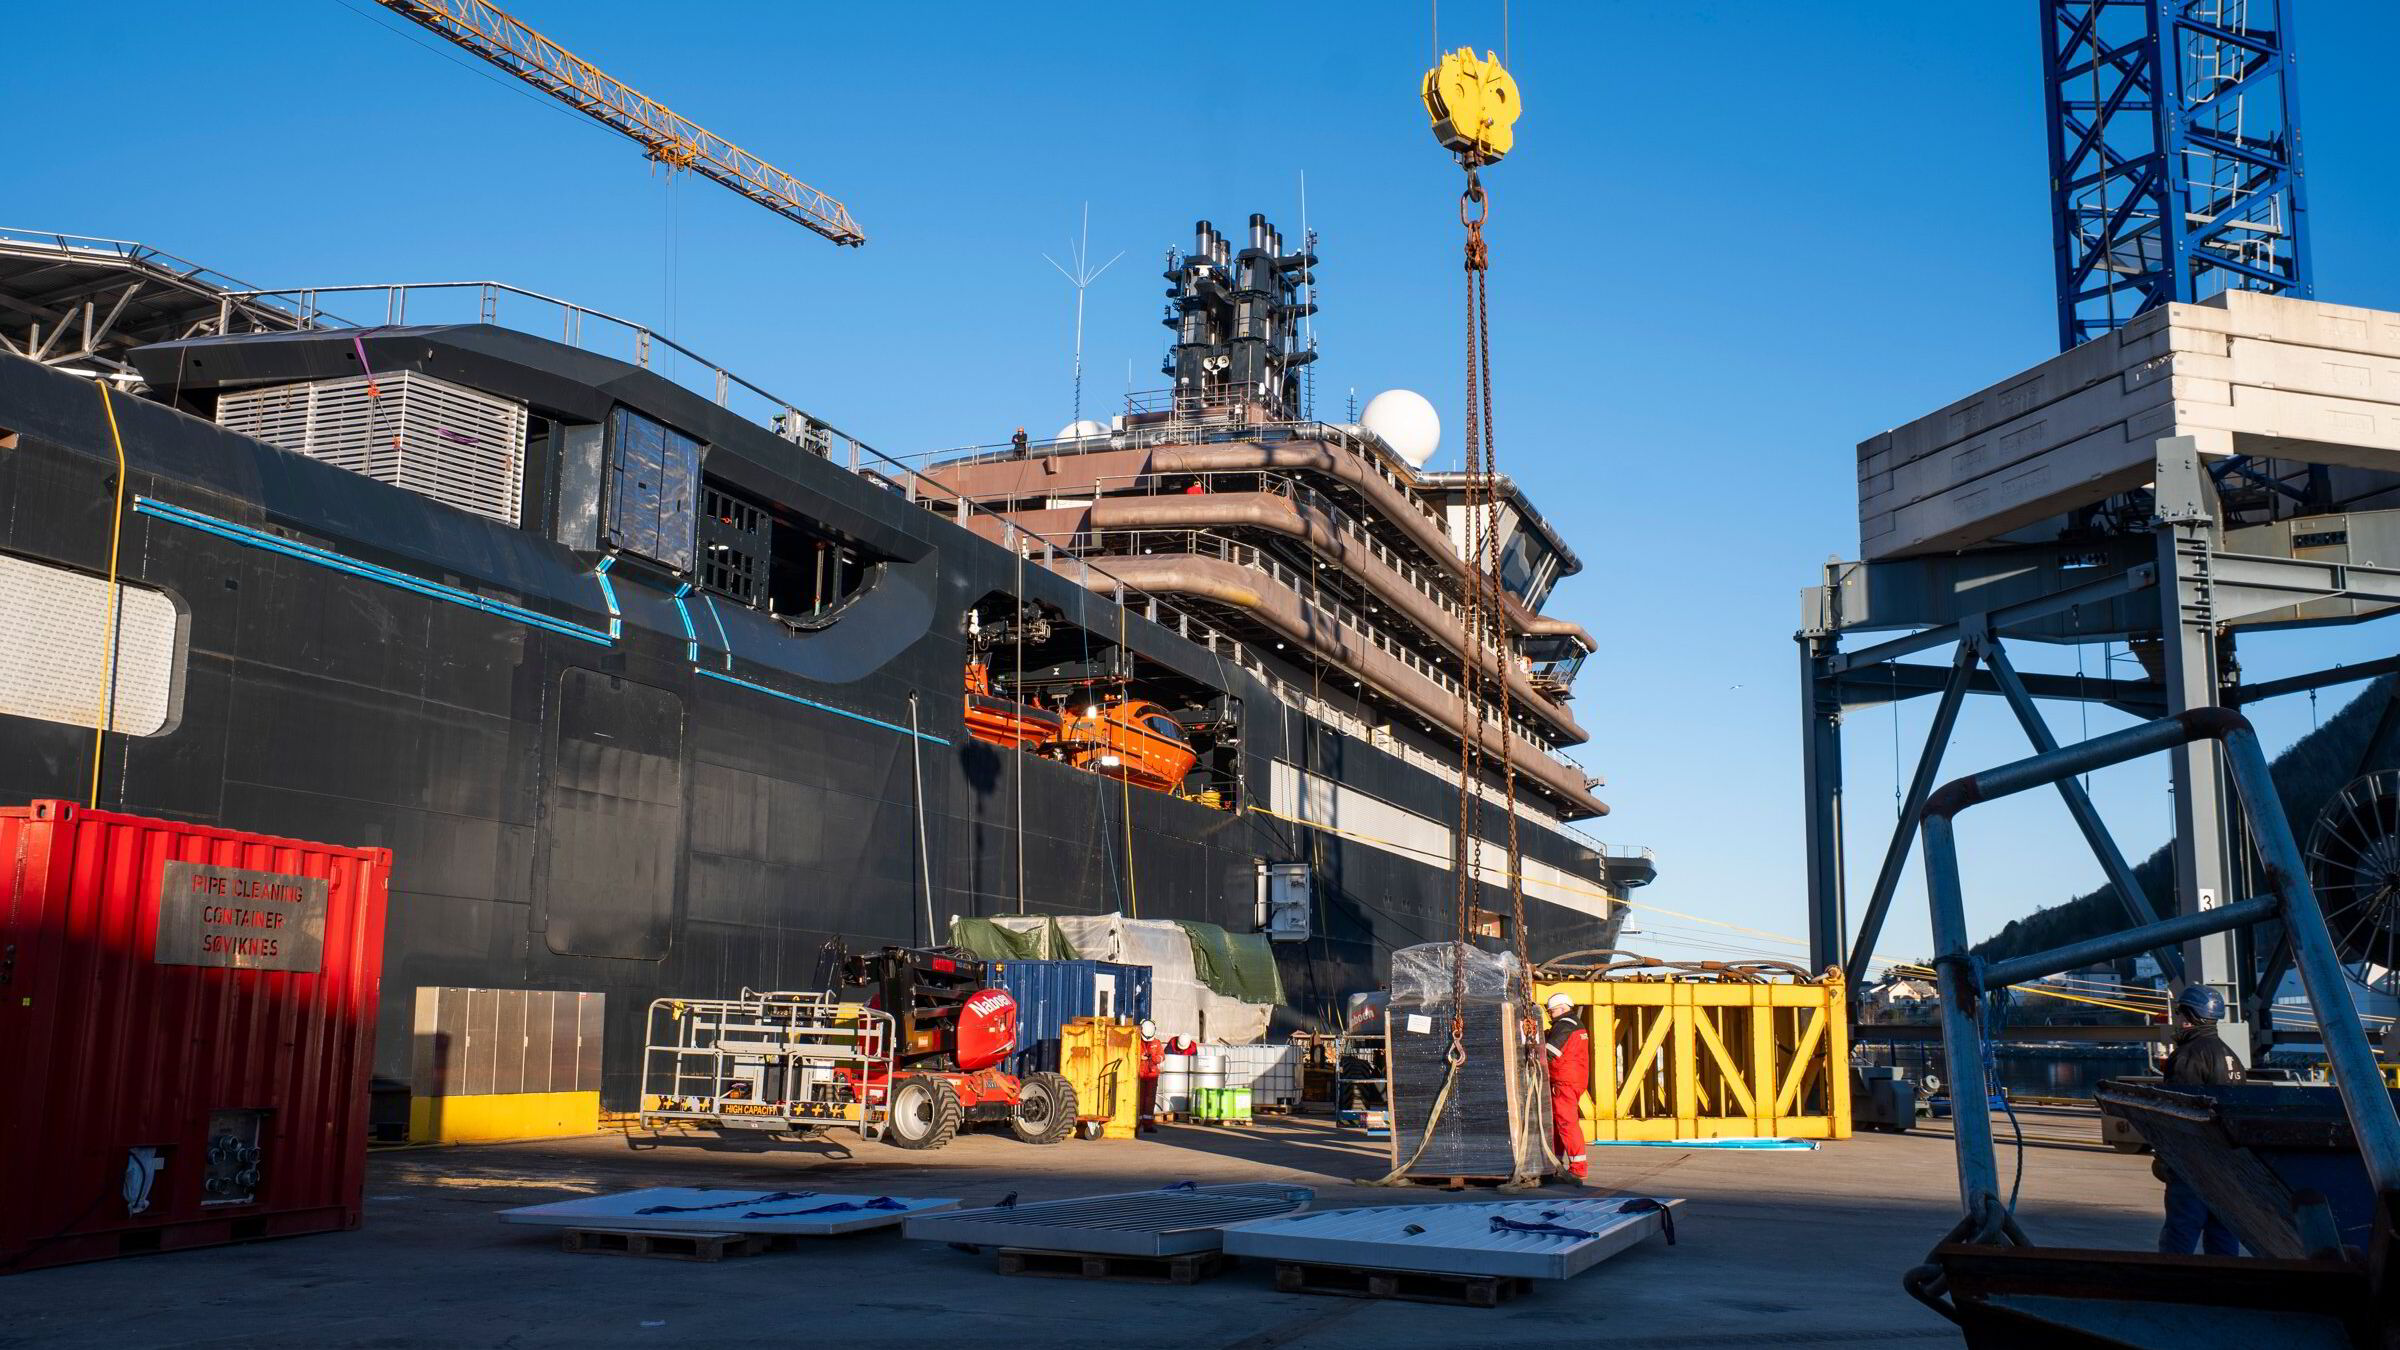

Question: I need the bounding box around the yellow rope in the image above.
[1118,603,1138,918]
[88,380,130,809]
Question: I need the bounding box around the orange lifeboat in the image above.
[963,661,1061,749]
[1054,699,1199,792]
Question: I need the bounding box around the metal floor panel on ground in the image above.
[902,1183,1314,1256]
[499,1188,960,1236]
[1218,1197,1683,1280]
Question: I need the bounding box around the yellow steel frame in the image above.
[1533,971,1852,1141]
[1061,1017,1139,1140]
[373,0,865,246]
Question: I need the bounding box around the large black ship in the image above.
[0,221,1650,1104]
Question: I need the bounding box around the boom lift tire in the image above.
[1009,1071,1078,1145]
[885,1074,962,1151]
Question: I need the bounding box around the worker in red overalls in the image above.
[1543,992,1590,1182]
[1136,1018,1166,1133]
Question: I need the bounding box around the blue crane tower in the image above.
[2039,1,2310,351]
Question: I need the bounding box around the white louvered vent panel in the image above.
[218,371,527,526]
[0,554,181,736]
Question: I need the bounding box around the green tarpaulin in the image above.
[1175,920,1285,1006]
[949,916,1074,961]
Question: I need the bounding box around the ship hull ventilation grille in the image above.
[217,371,528,526]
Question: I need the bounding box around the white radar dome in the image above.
[1054,419,1110,444]
[1359,390,1440,467]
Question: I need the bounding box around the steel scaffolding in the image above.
[2040,0,2311,351]
[1803,439,2400,1060]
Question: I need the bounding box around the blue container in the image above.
[988,959,1153,1076]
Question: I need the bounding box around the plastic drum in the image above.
[1157,1053,1193,1114]
[1192,1052,1226,1092]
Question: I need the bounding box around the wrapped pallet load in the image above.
[1384,942,1551,1185]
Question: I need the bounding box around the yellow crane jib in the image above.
[1421,47,1520,165]
[370,0,865,247]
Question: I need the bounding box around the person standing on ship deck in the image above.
[2156,984,2243,1256]
[1543,993,1590,1182]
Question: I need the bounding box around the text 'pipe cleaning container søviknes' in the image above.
[0,801,393,1272]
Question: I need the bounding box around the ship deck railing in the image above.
[209,279,880,473]
[944,468,1484,639]
[914,407,1446,533]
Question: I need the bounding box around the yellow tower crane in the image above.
[371,0,865,247]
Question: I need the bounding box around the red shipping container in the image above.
[0,801,391,1272]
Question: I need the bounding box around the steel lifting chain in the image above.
[1459,166,1533,1004]
[1448,234,1481,1065]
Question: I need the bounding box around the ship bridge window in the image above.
[603,406,700,572]
[1498,530,1541,599]
[697,476,880,625]
[1523,634,1586,686]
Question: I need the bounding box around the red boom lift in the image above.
[823,943,1078,1149]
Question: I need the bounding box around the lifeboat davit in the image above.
[963,662,1061,749]
[1055,699,1199,792]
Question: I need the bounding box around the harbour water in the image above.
[1856,1041,2154,1100]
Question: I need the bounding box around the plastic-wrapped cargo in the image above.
[988,958,1152,1076]
[1384,942,1550,1183]
[0,801,392,1271]
[983,914,1272,1045]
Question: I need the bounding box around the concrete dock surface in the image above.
[5,1111,2163,1349]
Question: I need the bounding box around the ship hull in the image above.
[0,347,1622,1105]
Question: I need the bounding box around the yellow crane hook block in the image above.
[1422,47,1521,164]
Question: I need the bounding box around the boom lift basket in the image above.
[638,990,896,1140]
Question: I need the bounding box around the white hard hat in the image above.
[1139,1019,1158,1040]
[1544,993,1575,1015]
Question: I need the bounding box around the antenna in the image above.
[1043,203,1124,428]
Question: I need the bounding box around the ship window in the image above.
[1498,530,1541,599]
[696,475,880,622]
[776,533,875,626]
[698,486,768,606]
[0,553,182,737]
[1143,714,1185,742]
[603,407,699,572]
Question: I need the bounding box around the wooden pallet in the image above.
[558,1227,780,1262]
[1272,1260,1532,1308]
[1386,1174,1529,1192]
[993,1246,1232,1285]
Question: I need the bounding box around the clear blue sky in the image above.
[12,2,2400,968]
